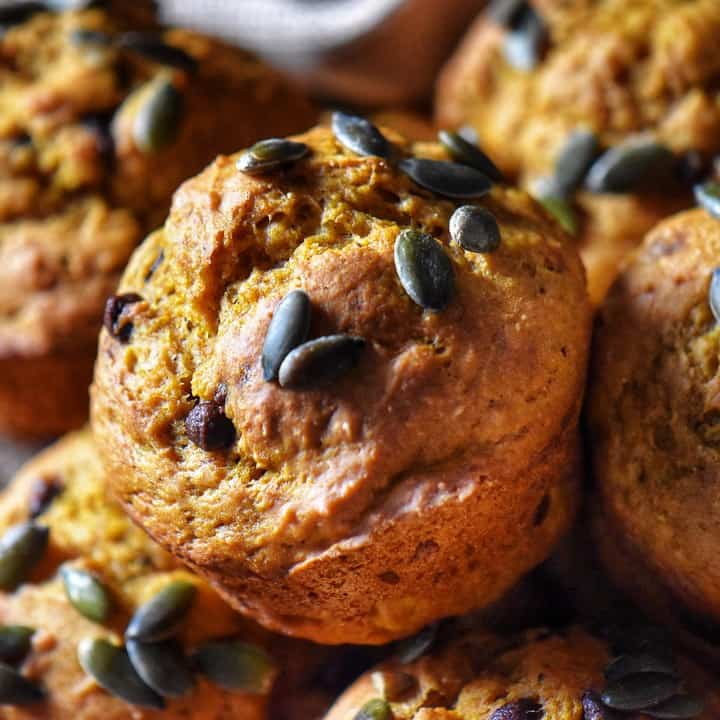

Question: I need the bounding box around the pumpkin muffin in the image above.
[0,2,315,439]
[436,0,720,303]
[588,203,720,662]
[324,622,719,720]
[91,119,591,644]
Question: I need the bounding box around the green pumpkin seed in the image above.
[503,5,547,71]
[449,205,501,253]
[394,229,455,311]
[192,640,276,694]
[125,580,196,642]
[60,565,112,623]
[399,158,492,199]
[551,129,599,198]
[262,290,312,382]
[354,698,392,720]
[237,138,309,174]
[332,112,390,158]
[0,522,49,591]
[538,196,578,235]
[118,33,198,73]
[585,137,675,194]
[0,626,34,665]
[371,670,417,702]
[132,77,184,154]
[438,130,503,182]
[709,268,720,323]
[78,638,164,709]
[694,181,720,219]
[0,663,43,705]
[394,623,438,664]
[70,28,112,46]
[605,653,677,683]
[601,673,681,711]
[126,639,194,698]
[647,694,705,719]
[278,335,366,389]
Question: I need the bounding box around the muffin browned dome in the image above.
[589,204,720,659]
[0,2,314,438]
[436,0,720,303]
[324,622,720,720]
[91,119,591,645]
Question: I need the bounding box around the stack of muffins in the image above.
[0,1,719,719]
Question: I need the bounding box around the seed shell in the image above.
[450,205,501,253]
[399,157,492,199]
[353,698,392,720]
[0,522,49,591]
[132,77,184,154]
[278,335,366,389]
[0,662,43,705]
[394,623,438,664]
[605,653,677,683]
[60,565,112,623]
[394,229,455,311]
[78,638,164,709]
[438,130,503,182]
[585,138,675,194]
[0,626,34,665]
[185,400,236,451]
[646,694,705,719]
[503,5,547,71]
[332,112,390,158]
[709,268,720,324]
[192,640,276,694]
[601,673,681,711]
[118,32,198,72]
[262,290,311,382]
[126,639,194,698]
[237,138,309,174]
[551,129,599,198]
[694,181,720,219]
[125,581,196,642]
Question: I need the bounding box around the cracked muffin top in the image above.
[91,120,590,644]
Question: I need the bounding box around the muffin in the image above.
[324,622,719,720]
[91,118,591,644]
[588,203,720,660]
[436,0,720,303]
[0,2,315,438]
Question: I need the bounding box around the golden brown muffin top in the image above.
[91,122,589,585]
[325,623,720,720]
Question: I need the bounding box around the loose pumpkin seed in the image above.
[394,623,438,664]
[78,638,164,709]
[399,158,492,199]
[0,626,34,665]
[237,138,309,174]
[709,268,720,324]
[450,205,501,253]
[126,639,194,698]
[278,335,366,389]
[125,581,196,642]
[0,663,43,705]
[605,653,677,683]
[70,28,112,46]
[132,77,184,154]
[0,522,49,591]
[538,196,578,235]
[262,290,312,382]
[551,129,599,198]
[394,229,455,311]
[354,698,392,720]
[371,670,417,702]
[192,640,276,694]
[585,137,674,194]
[332,112,390,158]
[60,565,112,623]
[647,694,705,719]
[503,5,547,71]
[438,130,503,182]
[694,181,720,219]
[118,33,198,73]
[601,673,681,711]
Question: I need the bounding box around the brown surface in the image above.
[589,207,720,654]
[91,123,591,644]
[324,623,720,719]
[0,4,315,438]
[435,0,720,304]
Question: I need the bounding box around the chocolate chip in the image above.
[103,293,143,343]
[489,699,544,720]
[185,399,235,451]
[28,476,63,519]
